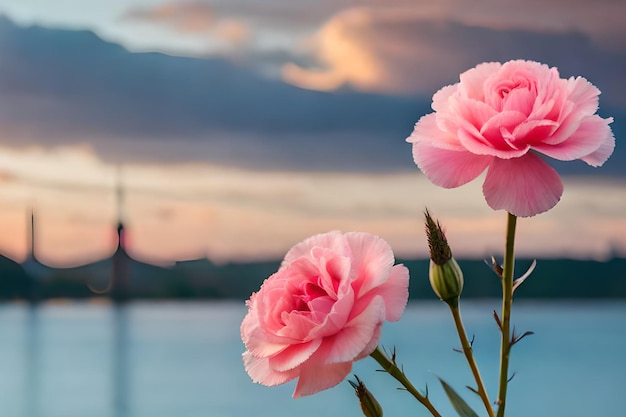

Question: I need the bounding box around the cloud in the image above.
[118,0,337,59]
[0,16,430,172]
[114,1,626,114]
[122,2,215,34]
[283,7,626,108]
[212,19,249,45]
[121,1,252,49]
[2,148,625,263]
[0,15,623,177]
[332,0,626,51]
[0,169,18,184]
[282,10,384,92]
[191,0,625,49]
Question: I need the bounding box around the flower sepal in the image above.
[429,257,464,308]
[349,375,384,417]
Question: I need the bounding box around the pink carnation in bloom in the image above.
[241,231,409,397]
[407,60,615,217]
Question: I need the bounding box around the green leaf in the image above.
[437,378,480,417]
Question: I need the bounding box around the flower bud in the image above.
[349,376,384,417]
[424,210,463,307]
[429,257,464,307]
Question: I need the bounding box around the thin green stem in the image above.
[450,304,495,417]
[370,346,443,417]
[496,212,518,417]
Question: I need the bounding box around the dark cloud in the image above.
[0,16,623,177]
[0,17,428,172]
[287,10,626,108]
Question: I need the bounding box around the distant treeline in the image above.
[405,258,626,299]
[1,255,625,301]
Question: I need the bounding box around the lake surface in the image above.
[0,300,624,417]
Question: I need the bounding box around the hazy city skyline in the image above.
[0,1,624,265]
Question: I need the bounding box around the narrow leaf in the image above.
[438,378,480,417]
[484,256,503,277]
[512,330,535,346]
[513,259,537,293]
[493,310,502,331]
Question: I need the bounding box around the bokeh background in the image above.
[0,1,624,417]
[0,0,624,265]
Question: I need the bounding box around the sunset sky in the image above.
[0,0,624,266]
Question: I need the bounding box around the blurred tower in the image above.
[29,208,35,262]
[22,207,41,303]
[111,168,128,303]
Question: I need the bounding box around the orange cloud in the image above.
[212,19,250,46]
[281,9,385,92]
[281,7,464,94]
[281,3,626,107]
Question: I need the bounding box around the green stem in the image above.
[496,212,518,417]
[370,346,443,417]
[450,304,495,417]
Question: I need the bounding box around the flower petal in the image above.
[477,110,530,155]
[407,113,464,150]
[432,84,458,112]
[581,120,615,167]
[533,115,614,163]
[413,140,492,188]
[512,119,559,147]
[321,295,385,364]
[567,76,600,116]
[483,153,563,217]
[375,264,410,322]
[303,286,354,341]
[241,308,290,358]
[313,247,352,298]
[502,84,535,115]
[347,262,408,324]
[243,352,298,387]
[292,358,352,398]
[458,61,501,101]
[445,96,497,135]
[344,232,394,297]
[354,323,381,361]
[268,339,322,372]
[282,231,348,267]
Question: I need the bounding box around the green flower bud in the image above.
[429,257,464,307]
[349,376,383,417]
[424,209,463,307]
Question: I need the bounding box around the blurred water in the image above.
[0,300,624,417]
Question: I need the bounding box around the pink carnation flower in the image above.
[241,231,409,397]
[407,60,615,217]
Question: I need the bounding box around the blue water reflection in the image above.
[113,306,129,417]
[0,301,624,417]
